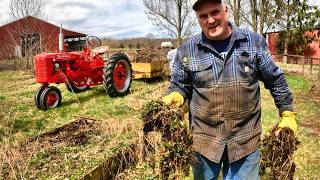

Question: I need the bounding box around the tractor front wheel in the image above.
[39,86,62,110]
[34,86,46,109]
[103,53,132,97]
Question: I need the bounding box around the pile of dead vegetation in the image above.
[140,100,193,179]
[25,117,100,148]
[132,48,169,63]
[260,126,300,180]
[1,117,101,178]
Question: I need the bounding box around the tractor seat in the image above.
[93,46,109,55]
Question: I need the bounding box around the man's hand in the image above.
[162,92,184,107]
[278,111,297,134]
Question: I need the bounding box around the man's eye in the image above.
[211,11,220,16]
[199,15,207,19]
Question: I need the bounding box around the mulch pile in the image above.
[132,48,169,63]
[260,126,300,180]
[141,100,193,179]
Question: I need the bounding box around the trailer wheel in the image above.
[103,53,132,97]
[39,86,62,110]
[66,81,89,93]
[34,86,46,109]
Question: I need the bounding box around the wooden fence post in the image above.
[310,58,313,76]
[302,56,305,75]
[318,62,320,80]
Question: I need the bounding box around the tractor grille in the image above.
[35,53,54,83]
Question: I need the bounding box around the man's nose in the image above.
[208,15,215,24]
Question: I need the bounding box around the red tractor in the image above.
[34,29,132,110]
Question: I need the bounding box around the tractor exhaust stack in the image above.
[59,24,64,52]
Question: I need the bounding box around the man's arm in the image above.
[167,46,192,101]
[257,38,294,114]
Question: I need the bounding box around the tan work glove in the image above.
[278,111,298,134]
[162,92,184,107]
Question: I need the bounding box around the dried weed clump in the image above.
[141,100,193,180]
[260,127,300,180]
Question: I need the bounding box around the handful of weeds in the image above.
[260,126,300,180]
[141,100,193,180]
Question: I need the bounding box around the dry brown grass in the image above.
[0,115,141,179]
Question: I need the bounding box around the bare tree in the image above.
[225,0,242,27]
[9,0,46,19]
[6,0,47,69]
[143,0,197,46]
[225,0,285,35]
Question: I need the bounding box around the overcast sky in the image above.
[0,0,319,39]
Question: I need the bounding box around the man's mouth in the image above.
[208,23,219,29]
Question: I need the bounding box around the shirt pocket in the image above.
[236,51,259,83]
[189,62,215,88]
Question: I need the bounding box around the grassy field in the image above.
[260,73,320,179]
[0,70,319,179]
[0,70,168,179]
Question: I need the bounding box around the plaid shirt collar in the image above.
[196,22,247,48]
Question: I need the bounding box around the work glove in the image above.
[278,111,297,134]
[162,92,184,107]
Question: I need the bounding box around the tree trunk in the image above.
[177,0,182,46]
[251,0,258,32]
[259,0,266,35]
[282,0,291,64]
[233,0,240,27]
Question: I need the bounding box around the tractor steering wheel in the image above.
[87,36,101,48]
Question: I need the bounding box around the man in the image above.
[162,0,297,179]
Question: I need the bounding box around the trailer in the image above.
[132,60,167,79]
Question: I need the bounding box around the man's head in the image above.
[192,0,231,40]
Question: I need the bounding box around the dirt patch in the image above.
[295,82,320,136]
[23,117,100,149]
[307,80,320,103]
[260,127,300,180]
[299,116,320,137]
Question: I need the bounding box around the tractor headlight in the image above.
[54,63,60,70]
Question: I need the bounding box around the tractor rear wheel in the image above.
[39,86,62,110]
[34,86,46,109]
[65,80,89,93]
[103,53,132,97]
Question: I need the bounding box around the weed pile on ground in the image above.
[141,100,193,179]
[1,117,101,178]
[260,126,300,180]
[24,117,100,148]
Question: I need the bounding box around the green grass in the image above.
[0,70,168,179]
[0,70,165,140]
[0,70,319,179]
[260,73,320,179]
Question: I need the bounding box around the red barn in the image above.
[266,28,320,63]
[0,16,86,60]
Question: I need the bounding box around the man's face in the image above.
[196,2,230,40]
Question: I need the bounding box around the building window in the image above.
[21,33,41,57]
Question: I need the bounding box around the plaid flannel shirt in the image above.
[168,24,293,163]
